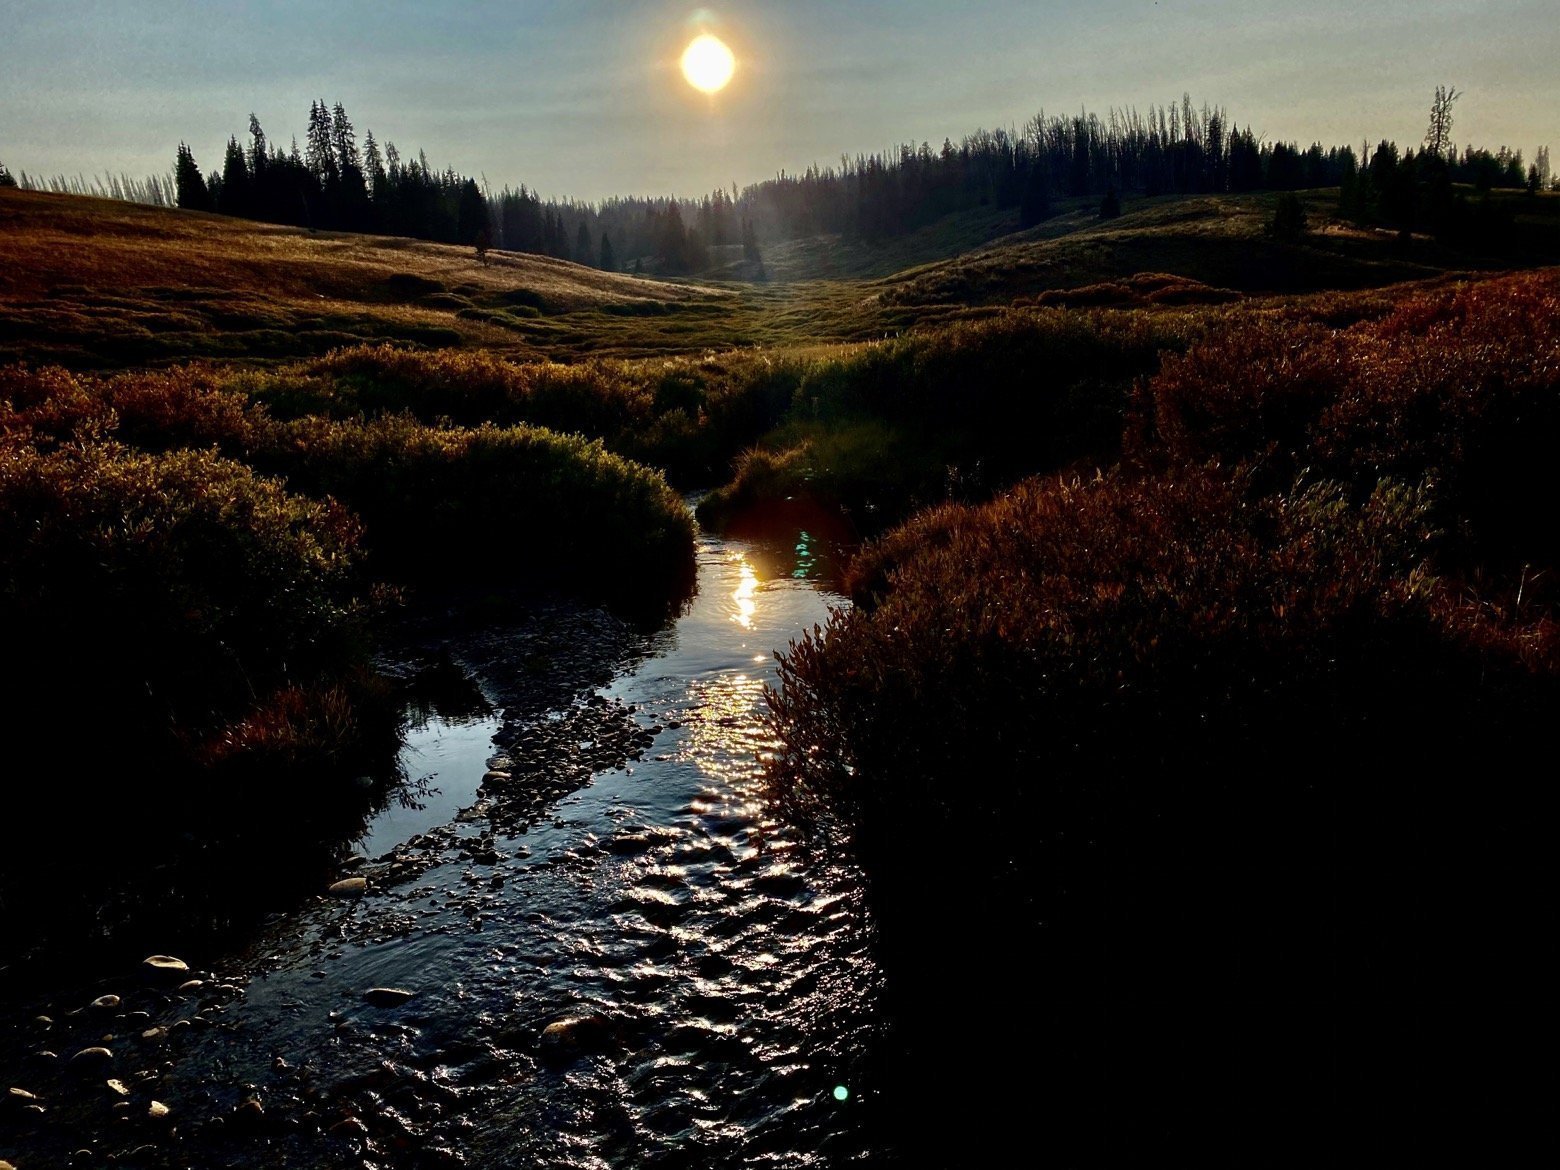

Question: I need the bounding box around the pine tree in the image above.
[0,159,16,188]
[174,143,213,211]
[305,100,338,186]
[576,221,592,264]
[1098,187,1121,219]
[218,136,250,215]
[1269,192,1308,240]
[599,231,616,271]
[741,217,762,263]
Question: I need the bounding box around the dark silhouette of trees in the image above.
[1099,188,1122,219]
[174,144,212,211]
[599,232,616,271]
[0,161,16,189]
[164,92,1543,275]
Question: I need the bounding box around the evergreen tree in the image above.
[174,143,213,211]
[741,217,762,263]
[0,159,17,188]
[456,178,487,246]
[305,101,338,187]
[1099,187,1122,219]
[576,221,592,264]
[599,231,616,271]
[218,136,250,215]
[1269,192,1308,240]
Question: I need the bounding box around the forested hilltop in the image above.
[8,91,1550,274]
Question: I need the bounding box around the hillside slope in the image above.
[878,189,1560,307]
[0,189,735,366]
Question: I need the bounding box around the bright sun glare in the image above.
[681,34,736,94]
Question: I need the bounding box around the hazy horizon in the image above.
[3,0,1557,203]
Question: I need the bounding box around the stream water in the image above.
[128,525,887,1168]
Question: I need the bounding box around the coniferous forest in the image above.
[121,94,1552,273]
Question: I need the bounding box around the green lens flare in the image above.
[833,1085,849,1101]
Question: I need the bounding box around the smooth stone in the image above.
[539,1014,614,1059]
[233,1098,264,1125]
[362,988,415,1008]
[329,1116,368,1138]
[148,1101,170,1121]
[176,980,204,995]
[89,996,120,1012]
[70,1047,113,1070]
[7,1087,38,1103]
[328,877,367,898]
[106,1079,129,1097]
[141,955,189,982]
[33,1016,52,1028]
[0,1160,14,1169]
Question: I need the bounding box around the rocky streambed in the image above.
[0,528,883,1169]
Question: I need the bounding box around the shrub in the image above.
[1132,270,1560,588]
[0,442,372,761]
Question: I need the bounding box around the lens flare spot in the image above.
[682,34,736,93]
[833,1084,850,1101]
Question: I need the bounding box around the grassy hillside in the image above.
[6,187,1557,370]
[0,188,738,366]
[879,188,1560,307]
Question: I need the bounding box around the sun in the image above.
[681,34,736,94]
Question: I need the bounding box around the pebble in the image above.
[7,1087,38,1103]
[141,955,189,982]
[148,1100,170,1121]
[362,987,416,1008]
[89,995,121,1013]
[328,877,367,898]
[176,980,204,995]
[106,1079,130,1097]
[70,1047,114,1071]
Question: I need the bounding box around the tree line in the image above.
[7,90,1549,275]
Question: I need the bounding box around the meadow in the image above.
[2,179,1557,1064]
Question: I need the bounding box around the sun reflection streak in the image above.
[732,557,758,630]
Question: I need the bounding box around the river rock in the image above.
[141,955,189,983]
[1,1160,15,1169]
[328,877,367,898]
[176,979,204,995]
[106,1079,130,1097]
[6,1087,38,1105]
[362,987,416,1008]
[539,1014,614,1061]
[89,995,121,1013]
[329,1116,369,1139]
[69,1047,113,1072]
[148,1100,170,1121]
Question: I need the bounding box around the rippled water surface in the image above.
[165,529,884,1167]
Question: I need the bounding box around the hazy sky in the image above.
[2,0,1556,201]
